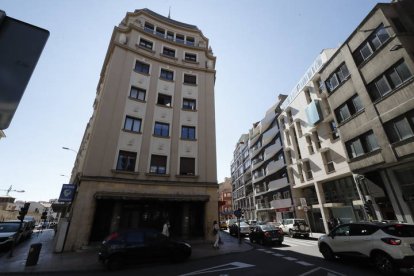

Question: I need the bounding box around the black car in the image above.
[249,224,284,246]
[98,228,192,270]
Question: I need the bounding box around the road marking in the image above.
[272,253,284,257]
[296,261,314,266]
[283,256,298,261]
[262,250,274,254]
[179,262,255,276]
[298,267,346,276]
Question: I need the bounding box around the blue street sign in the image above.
[234,208,242,218]
[58,184,75,202]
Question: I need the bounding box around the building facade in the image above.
[250,96,292,222]
[230,134,254,220]
[61,9,218,251]
[320,1,414,224]
[218,177,233,221]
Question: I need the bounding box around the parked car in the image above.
[249,224,284,246]
[318,222,414,275]
[226,218,238,228]
[229,221,251,237]
[5,220,32,240]
[280,218,310,238]
[23,216,36,230]
[219,221,228,230]
[0,221,25,250]
[98,228,192,270]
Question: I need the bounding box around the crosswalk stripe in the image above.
[282,240,317,247]
[283,257,298,261]
[296,261,314,266]
[272,253,284,257]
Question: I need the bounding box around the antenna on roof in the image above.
[168,6,171,19]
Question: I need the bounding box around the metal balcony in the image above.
[264,140,282,161]
[270,198,292,209]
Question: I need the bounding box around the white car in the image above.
[318,222,414,275]
[280,218,310,238]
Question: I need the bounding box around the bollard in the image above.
[26,243,42,266]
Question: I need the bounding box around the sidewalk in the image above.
[0,229,252,274]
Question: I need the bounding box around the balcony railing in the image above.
[262,125,278,148]
[268,177,289,191]
[256,202,271,210]
[264,140,282,161]
[270,198,292,209]
[266,159,284,176]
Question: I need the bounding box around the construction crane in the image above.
[0,185,25,196]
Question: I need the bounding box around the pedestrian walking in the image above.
[162,221,170,238]
[213,220,220,249]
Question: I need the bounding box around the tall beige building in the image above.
[61,9,217,251]
[320,1,414,224]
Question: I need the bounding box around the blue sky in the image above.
[0,0,381,201]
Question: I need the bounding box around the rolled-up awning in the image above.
[94,191,210,202]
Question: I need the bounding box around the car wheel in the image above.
[106,255,122,271]
[289,229,294,238]
[373,252,397,275]
[304,234,309,239]
[275,241,282,246]
[320,244,335,261]
[249,236,254,243]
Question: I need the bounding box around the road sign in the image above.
[58,184,76,202]
[234,208,242,218]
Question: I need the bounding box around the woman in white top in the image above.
[213,220,220,248]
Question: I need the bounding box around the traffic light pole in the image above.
[9,202,30,258]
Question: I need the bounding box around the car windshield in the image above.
[382,224,414,237]
[260,225,277,231]
[294,220,306,224]
[239,222,249,227]
[0,223,20,232]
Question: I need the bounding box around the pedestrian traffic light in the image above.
[41,211,47,220]
[17,202,30,221]
[364,203,372,217]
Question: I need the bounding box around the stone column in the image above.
[314,181,330,234]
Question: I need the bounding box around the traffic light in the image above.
[41,211,47,220]
[17,202,30,221]
[364,203,372,218]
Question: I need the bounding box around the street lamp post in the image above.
[62,147,77,153]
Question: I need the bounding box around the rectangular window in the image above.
[335,94,364,123]
[325,63,350,93]
[154,122,169,137]
[183,98,196,110]
[353,24,390,66]
[329,120,339,139]
[368,60,412,102]
[181,126,196,140]
[162,47,175,57]
[139,38,153,50]
[324,151,335,173]
[160,69,174,81]
[185,53,197,62]
[130,86,146,101]
[306,135,314,154]
[166,31,174,41]
[150,155,167,174]
[303,161,313,180]
[124,116,141,133]
[155,27,165,38]
[144,22,154,33]
[134,61,150,74]
[180,157,195,175]
[384,112,414,143]
[295,121,303,137]
[183,74,197,85]
[346,131,379,159]
[157,93,172,106]
[186,36,195,46]
[116,151,137,171]
[175,34,185,44]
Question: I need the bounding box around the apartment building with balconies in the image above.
[230,134,254,220]
[250,95,290,222]
[320,1,414,224]
[278,49,368,233]
[60,9,217,251]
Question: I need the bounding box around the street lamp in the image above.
[62,147,77,153]
[60,174,69,178]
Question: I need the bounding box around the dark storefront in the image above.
[90,194,206,242]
